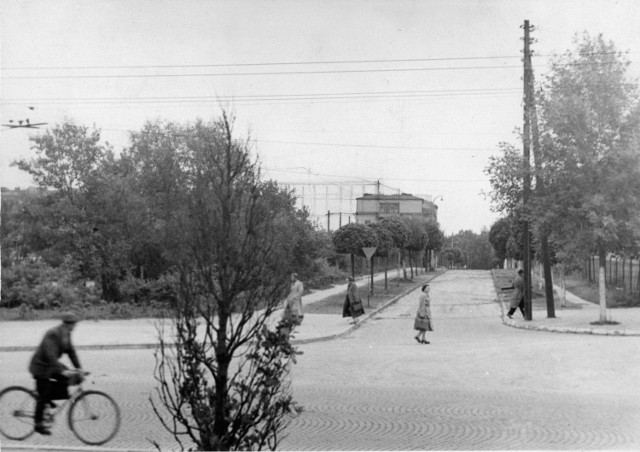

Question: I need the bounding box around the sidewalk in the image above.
[0,270,424,352]
[497,283,640,336]
[2,271,639,354]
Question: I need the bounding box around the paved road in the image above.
[2,270,639,450]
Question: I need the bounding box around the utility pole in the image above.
[327,210,330,232]
[526,27,555,318]
[522,20,533,321]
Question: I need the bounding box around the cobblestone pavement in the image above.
[279,270,640,450]
[1,270,639,450]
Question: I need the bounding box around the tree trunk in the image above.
[214,314,231,450]
[560,264,567,308]
[598,247,608,323]
[541,233,555,318]
[370,256,375,294]
[384,256,388,292]
[351,254,355,280]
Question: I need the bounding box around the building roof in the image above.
[356,193,424,201]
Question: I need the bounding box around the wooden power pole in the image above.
[522,20,533,321]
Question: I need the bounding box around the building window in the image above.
[380,202,399,214]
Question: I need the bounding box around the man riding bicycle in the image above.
[29,312,84,435]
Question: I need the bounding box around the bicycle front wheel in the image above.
[0,386,36,440]
[68,390,121,445]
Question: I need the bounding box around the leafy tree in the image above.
[368,222,395,290]
[9,121,134,299]
[331,223,377,278]
[379,217,410,281]
[402,216,428,278]
[12,120,105,198]
[148,113,301,450]
[537,33,640,321]
[489,217,511,264]
[424,220,444,271]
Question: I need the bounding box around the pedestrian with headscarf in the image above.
[342,276,365,323]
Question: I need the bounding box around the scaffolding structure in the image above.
[281,180,401,231]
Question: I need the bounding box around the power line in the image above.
[0,88,521,105]
[3,51,632,71]
[3,65,522,80]
[254,139,495,151]
[2,55,523,71]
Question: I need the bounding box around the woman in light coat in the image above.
[414,284,433,344]
[342,277,365,323]
[280,273,304,339]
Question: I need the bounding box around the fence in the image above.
[584,255,640,295]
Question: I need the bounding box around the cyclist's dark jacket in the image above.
[29,325,81,379]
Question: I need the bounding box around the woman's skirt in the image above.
[414,316,433,332]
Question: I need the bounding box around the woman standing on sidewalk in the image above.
[342,277,365,324]
[414,284,433,344]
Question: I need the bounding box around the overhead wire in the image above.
[1,88,521,105]
[3,50,633,71]
[3,65,523,80]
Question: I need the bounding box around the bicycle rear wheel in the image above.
[0,386,36,440]
[68,390,120,445]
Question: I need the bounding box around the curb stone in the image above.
[491,269,640,337]
[292,270,445,345]
[0,272,446,353]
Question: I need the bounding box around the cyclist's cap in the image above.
[61,312,80,324]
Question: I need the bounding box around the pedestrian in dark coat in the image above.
[29,312,83,435]
[505,269,525,318]
[342,277,365,323]
[414,284,433,344]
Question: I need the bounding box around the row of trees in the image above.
[331,215,445,282]
[1,120,334,308]
[441,229,496,270]
[486,33,640,320]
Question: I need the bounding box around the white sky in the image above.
[2,0,639,234]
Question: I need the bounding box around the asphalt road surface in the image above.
[1,270,639,450]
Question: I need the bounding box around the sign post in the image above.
[362,247,377,300]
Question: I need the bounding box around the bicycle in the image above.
[0,371,121,446]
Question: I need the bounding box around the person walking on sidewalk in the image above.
[504,269,525,319]
[414,284,433,344]
[29,312,84,436]
[279,273,304,337]
[342,276,365,324]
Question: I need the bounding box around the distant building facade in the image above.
[355,193,438,225]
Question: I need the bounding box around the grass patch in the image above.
[304,271,434,315]
[563,276,640,308]
[493,269,640,309]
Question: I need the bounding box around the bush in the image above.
[1,258,99,309]
[305,258,348,290]
[117,272,178,306]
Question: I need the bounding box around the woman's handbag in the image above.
[414,316,431,331]
[350,299,365,317]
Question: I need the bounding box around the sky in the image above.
[2,0,640,235]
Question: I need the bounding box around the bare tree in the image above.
[148,112,302,450]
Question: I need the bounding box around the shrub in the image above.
[117,272,178,306]
[305,258,348,290]
[1,258,100,309]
